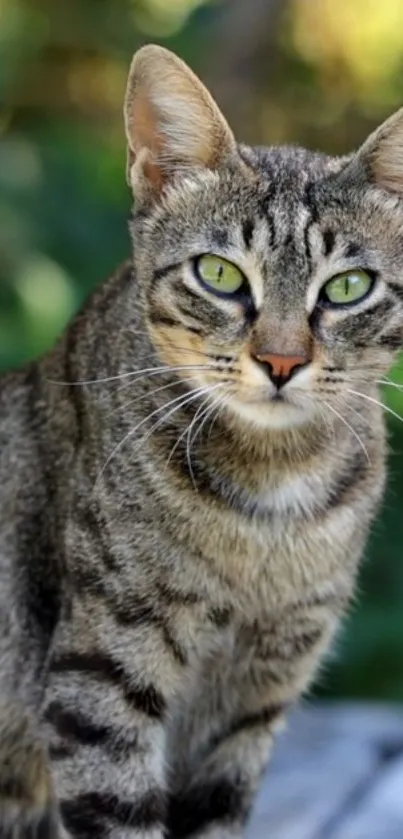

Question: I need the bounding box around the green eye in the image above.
[195,255,245,295]
[322,270,374,305]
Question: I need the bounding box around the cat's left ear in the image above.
[124,44,237,202]
[351,107,403,193]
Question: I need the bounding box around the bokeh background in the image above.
[1,0,403,701]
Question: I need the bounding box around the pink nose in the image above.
[253,352,310,388]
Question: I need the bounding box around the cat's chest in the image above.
[183,471,365,619]
[250,470,327,518]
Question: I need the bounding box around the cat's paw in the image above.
[0,701,58,838]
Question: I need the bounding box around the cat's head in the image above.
[124,45,403,431]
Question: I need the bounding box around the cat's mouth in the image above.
[229,386,317,430]
[269,391,286,403]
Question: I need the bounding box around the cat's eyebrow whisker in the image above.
[347,388,403,426]
[322,399,371,463]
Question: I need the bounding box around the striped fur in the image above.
[1,44,403,838]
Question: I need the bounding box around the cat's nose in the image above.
[253,352,310,389]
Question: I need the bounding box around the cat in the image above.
[1,42,403,839]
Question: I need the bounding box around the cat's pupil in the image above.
[344,276,349,295]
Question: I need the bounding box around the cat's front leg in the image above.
[41,597,183,839]
[167,704,281,839]
[168,612,335,839]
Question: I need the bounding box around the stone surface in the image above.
[246,702,403,839]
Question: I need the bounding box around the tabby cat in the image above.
[1,43,403,839]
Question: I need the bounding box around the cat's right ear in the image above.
[347,107,403,194]
[124,45,237,202]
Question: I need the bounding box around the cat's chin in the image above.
[229,397,317,431]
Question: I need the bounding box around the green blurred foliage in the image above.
[1,0,403,701]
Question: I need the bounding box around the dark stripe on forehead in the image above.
[266,213,276,249]
[211,228,229,249]
[260,185,277,249]
[283,232,293,251]
[242,218,255,249]
[322,229,335,257]
[303,181,319,222]
[261,182,277,205]
[303,219,314,273]
[302,181,320,272]
[344,241,362,259]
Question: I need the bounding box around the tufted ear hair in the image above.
[347,108,403,194]
[124,44,237,201]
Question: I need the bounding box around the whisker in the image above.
[343,399,373,429]
[376,378,403,392]
[184,392,229,490]
[347,388,403,426]
[316,401,334,440]
[165,385,227,476]
[128,384,221,473]
[48,363,214,389]
[109,378,195,418]
[114,363,216,394]
[185,398,212,491]
[94,385,211,487]
[322,399,370,463]
[188,393,227,469]
[164,387,223,472]
[207,392,231,441]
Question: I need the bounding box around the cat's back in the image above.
[0,365,45,516]
[0,365,62,702]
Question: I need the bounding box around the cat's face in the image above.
[125,46,403,431]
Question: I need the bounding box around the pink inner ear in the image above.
[127,91,167,192]
[129,89,163,157]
